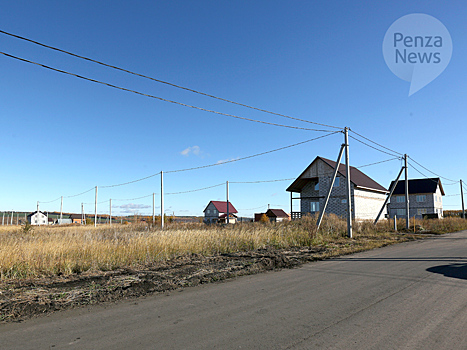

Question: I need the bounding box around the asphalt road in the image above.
[1,231,467,350]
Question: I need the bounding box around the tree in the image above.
[259,213,269,223]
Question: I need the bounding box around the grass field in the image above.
[1,215,467,280]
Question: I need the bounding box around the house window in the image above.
[207,209,210,214]
[396,209,405,216]
[310,202,320,212]
[314,182,319,191]
[417,209,427,215]
[333,177,340,187]
[396,196,405,203]
[416,195,426,202]
[341,199,347,203]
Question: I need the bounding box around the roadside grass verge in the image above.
[1,215,466,280]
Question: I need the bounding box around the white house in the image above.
[27,211,48,225]
[286,156,388,221]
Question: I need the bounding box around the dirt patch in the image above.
[0,233,425,323]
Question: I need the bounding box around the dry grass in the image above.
[1,215,466,280]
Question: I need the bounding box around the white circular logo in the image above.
[383,14,452,96]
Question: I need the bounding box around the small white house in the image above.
[27,211,48,226]
[203,201,238,224]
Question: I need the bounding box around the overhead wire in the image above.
[230,178,294,184]
[0,29,341,130]
[165,183,224,195]
[350,129,403,156]
[354,157,400,169]
[0,51,333,133]
[348,134,400,157]
[408,156,458,184]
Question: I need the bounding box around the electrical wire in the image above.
[166,132,339,173]
[408,156,457,184]
[350,129,403,156]
[0,29,342,130]
[355,157,400,169]
[112,194,154,201]
[0,51,334,133]
[348,135,400,157]
[64,187,95,198]
[38,196,61,204]
[165,183,224,195]
[100,172,161,188]
[230,178,294,184]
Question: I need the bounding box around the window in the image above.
[396,196,405,203]
[333,177,340,187]
[310,201,320,212]
[416,195,426,202]
[341,199,347,204]
[207,209,211,214]
[314,182,319,191]
[417,209,427,215]
[396,209,405,216]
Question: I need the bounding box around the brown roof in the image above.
[286,156,387,193]
[204,201,238,214]
[266,209,289,218]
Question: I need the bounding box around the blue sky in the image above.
[0,1,466,217]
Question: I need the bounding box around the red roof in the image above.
[205,201,238,214]
[266,209,289,218]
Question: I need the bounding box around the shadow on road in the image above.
[427,264,467,280]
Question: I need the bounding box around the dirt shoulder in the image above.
[0,234,426,323]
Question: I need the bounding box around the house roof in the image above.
[389,178,445,196]
[204,201,238,214]
[286,156,388,193]
[266,209,289,218]
[70,214,82,220]
[27,211,47,218]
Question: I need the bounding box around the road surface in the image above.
[1,231,467,349]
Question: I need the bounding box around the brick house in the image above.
[286,156,388,221]
[203,201,238,224]
[387,178,444,219]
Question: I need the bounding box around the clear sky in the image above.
[0,1,466,217]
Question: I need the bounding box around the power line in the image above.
[0,29,341,131]
[165,183,224,195]
[355,157,400,169]
[230,178,294,184]
[408,156,457,184]
[348,134,400,157]
[166,132,339,173]
[112,194,154,201]
[38,196,61,204]
[64,187,95,198]
[0,51,333,133]
[350,129,403,156]
[100,172,161,188]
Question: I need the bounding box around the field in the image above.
[1,215,467,322]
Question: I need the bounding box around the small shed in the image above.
[265,209,290,222]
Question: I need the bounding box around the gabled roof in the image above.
[286,156,388,193]
[389,178,444,195]
[266,209,289,218]
[204,201,238,214]
[27,211,47,218]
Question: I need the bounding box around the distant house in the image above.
[286,156,388,221]
[387,178,444,219]
[27,211,48,226]
[70,214,83,224]
[255,209,290,222]
[203,201,238,224]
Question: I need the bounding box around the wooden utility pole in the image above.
[344,127,352,238]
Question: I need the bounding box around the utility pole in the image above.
[404,154,409,230]
[81,203,85,225]
[2,212,4,225]
[109,199,112,226]
[344,127,352,238]
[10,210,13,226]
[37,201,40,226]
[161,171,164,229]
[461,180,465,219]
[152,193,155,226]
[226,181,230,224]
[94,186,98,227]
[60,196,63,225]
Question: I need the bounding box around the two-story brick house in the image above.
[286,156,388,221]
[387,178,444,219]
